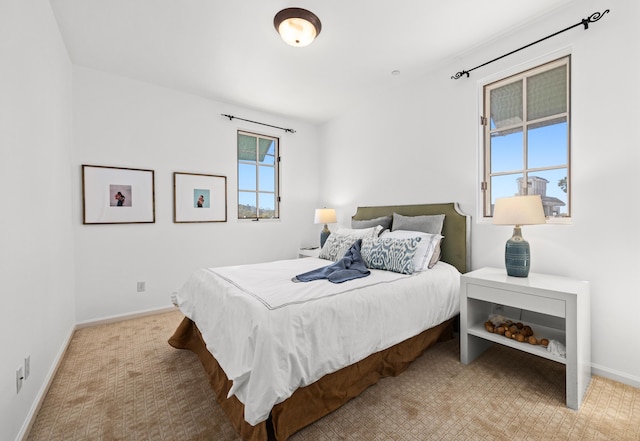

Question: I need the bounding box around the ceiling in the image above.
[50,0,575,124]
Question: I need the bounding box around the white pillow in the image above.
[381,230,443,271]
[334,225,383,238]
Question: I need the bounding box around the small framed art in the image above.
[82,165,155,224]
[173,172,227,223]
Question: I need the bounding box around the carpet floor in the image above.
[26,310,640,441]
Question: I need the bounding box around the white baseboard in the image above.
[592,363,640,390]
[17,305,180,441]
[16,322,75,441]
[75,304,178,329]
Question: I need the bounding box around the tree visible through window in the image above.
[482,56,570,219]
[237,131,279,219]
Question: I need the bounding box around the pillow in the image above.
[318,233,359,261]
[334,225,383,238]
[428,240,443,269]
[360,236,421,275]
[351,215,392,231]
[381,230,443,271]
[392,212,445,235]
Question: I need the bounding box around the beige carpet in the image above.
[27,310,640,441]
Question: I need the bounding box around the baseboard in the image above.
[16,322,76,441]
[75,304,178,329]
[592,363,640,390]
[16,305,180,441]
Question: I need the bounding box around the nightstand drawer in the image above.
[467,283,566,318]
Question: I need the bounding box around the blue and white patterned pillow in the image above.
[360,237,421,274]
[380,230,443,271]
[319,233,359,261]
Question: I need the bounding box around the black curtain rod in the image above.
[221,114,296,133]
[451,9,610,80]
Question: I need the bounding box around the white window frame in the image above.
[237,130,280,220]
[477,50,572,224]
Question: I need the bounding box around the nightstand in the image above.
[460,267,590,410]
[298,247,320,258]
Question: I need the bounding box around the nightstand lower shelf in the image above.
[467,319,566,364]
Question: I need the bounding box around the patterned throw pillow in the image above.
[360,237,421,274]
[318,233,359,261]
[381,230,443,271]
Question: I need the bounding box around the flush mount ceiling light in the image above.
[274,7,322,47]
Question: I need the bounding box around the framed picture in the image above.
[173,172,227,223]
[82,165,155,224]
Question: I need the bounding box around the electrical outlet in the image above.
[137,281,146,292]
[24,355,30,380]
[16,366,24,393]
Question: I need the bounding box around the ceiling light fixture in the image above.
[274,8,322,47]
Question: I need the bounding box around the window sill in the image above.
[237,218,281,223]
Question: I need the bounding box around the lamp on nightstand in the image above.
[492,195,546,277]
[314,208,337,248]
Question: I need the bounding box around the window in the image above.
[482,56,570,219]
[237,131,280,219]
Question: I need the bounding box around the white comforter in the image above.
[175,257,460,426]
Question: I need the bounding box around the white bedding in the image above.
[175,257,460,426]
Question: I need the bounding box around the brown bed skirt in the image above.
[168,316,455,441]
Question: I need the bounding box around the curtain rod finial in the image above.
[451,70,470,80]
[584,9,610,29]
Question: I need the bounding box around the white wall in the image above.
[72,67,322,323]
[0,1,75,441]
[320,0,640,387]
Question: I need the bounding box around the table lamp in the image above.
[492,195,546,277]
[314,208,337,248]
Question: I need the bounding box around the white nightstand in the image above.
[298,247,320,258]
[460,267,591,410]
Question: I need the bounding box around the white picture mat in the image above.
[174,173,227,222]
[83,165,155,224]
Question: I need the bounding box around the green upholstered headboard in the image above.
[352,202,471,274]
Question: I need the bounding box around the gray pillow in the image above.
[351,215,392,231]
[392,213,445,235]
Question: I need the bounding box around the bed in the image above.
[169,202,471,441]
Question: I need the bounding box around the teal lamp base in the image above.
[504,226,530,277]
[320,224,331,248]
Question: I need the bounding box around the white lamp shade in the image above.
[314,208,337,224]
[492,195,546,226]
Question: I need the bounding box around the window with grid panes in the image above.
[237,131,280,219]
[482,56,570,219]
